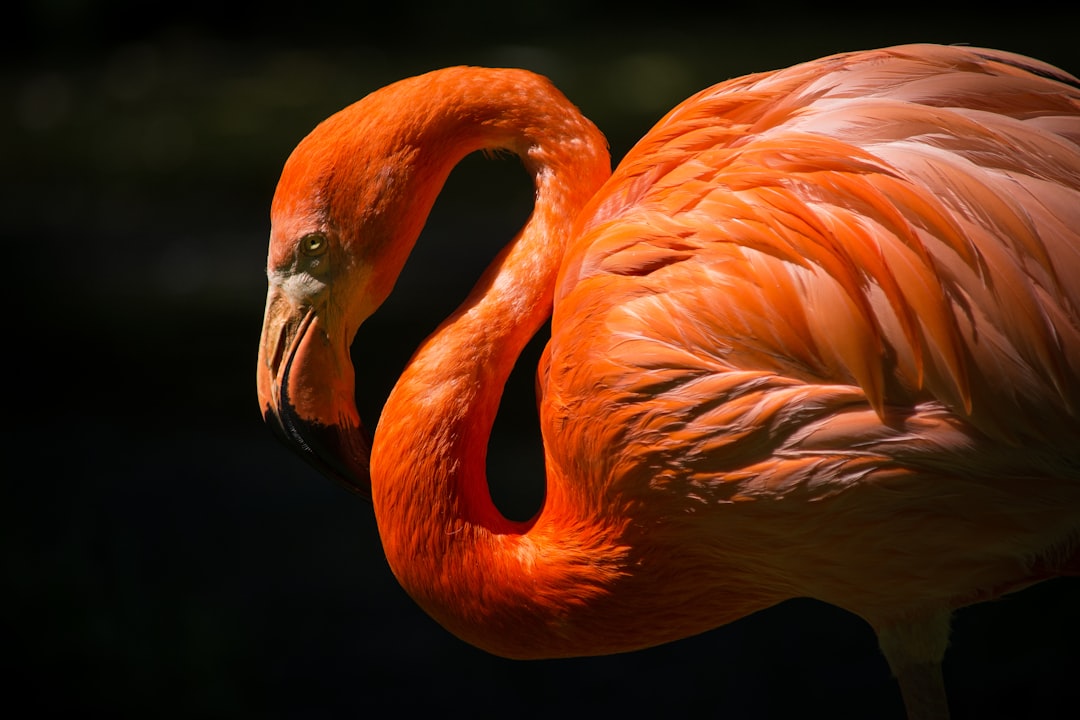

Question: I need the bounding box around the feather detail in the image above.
[559,44,1080,449]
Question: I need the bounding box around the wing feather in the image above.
[549,44,1080,495]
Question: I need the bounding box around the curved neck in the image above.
[365,69,617,656]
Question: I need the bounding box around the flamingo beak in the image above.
[257,284,372,498]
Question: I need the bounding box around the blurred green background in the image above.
[5,1,1079,717]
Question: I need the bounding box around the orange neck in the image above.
[365,69,623,657]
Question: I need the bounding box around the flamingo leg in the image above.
[876,610,953,720]
[893,660,950,720]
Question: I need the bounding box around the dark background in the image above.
[6,2,1079,718]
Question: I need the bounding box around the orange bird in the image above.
[257,45,1080,719]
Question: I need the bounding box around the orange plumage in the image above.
[257,45,1080,719]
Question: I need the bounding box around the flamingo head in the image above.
[255,96,429,500]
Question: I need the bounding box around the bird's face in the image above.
[257,210,375,497]
[255,124,391,499]
[256,89,459,499]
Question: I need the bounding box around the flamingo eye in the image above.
[300,232,328,256]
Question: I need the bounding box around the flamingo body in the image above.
[258,45,1080,719]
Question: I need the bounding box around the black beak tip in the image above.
[263,402,373,501]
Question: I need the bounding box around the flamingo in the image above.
[256,44,1080,719]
